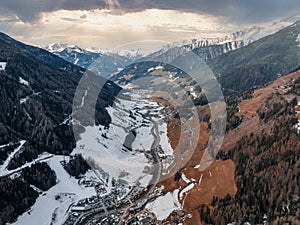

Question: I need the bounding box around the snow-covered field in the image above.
[10,156,97,225]
[5,87,175,225]
[0,142,98,225]
[19,77,30,87]
[146,189,181,220]
[76,88,174,189]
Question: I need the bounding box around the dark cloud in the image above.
[0,0,300,23]
[0,0,106,22]
[226,0,300,23]
[120,0,300,23]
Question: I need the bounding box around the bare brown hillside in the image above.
[153,70,300,224]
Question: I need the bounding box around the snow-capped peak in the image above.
[45,44,96,55]
[86,47,156,60]
[65,45,86,54]
[179,14,300,50]
[45,43,71,53]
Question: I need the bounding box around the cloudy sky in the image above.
[0,0,300,50]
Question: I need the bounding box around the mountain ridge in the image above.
[210,20,300,94]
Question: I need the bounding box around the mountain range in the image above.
[0,17,299,225]
[43,15,300,82]
[112,21,300,96]
[45,44,134,79]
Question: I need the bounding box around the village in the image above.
[62,173,163,225]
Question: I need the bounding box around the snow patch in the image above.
[20,97,29,104]
[76,92,156,189]
[297,34,300,46]
[0,142,13,149]
[0,62,7,71]
[194,164,200,169]
[198,174,203,185]
[19,77,30,87]
[146,189,181,220]
[295,120,300,133]
[1,152,52,177]
[155,66,164,70]
[179,183,194,200]
[74,58,79,65]
[181,173,191,184]
[11,156,96,225]
[147,67,155,72]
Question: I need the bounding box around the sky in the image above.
[0,0,300,50]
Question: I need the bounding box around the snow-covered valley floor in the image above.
[75,88,174,190]
[10,156,97,225]
[1,86,176,225]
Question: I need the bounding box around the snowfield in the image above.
[19,77,30,87]
[77,88,174,189]
[146,189,181,220]
[181,172,191,184]
[297,34,300,46]
[10,156,97,225]
[8,87,175,225]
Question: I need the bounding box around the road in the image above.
[72,117,162,225]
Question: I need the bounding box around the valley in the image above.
[0,16,299,225]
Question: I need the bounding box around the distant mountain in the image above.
[86,46,146,60]
[140,39,251,64]
[142,15,300,64]
[44,43,70,52]
[0,33,87,76]
[45,44,134,79]
[186,13,300,48]
[41,17,298,80]
[42,15,300,79]
[210,20,300,94]
[113,21,300,97]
